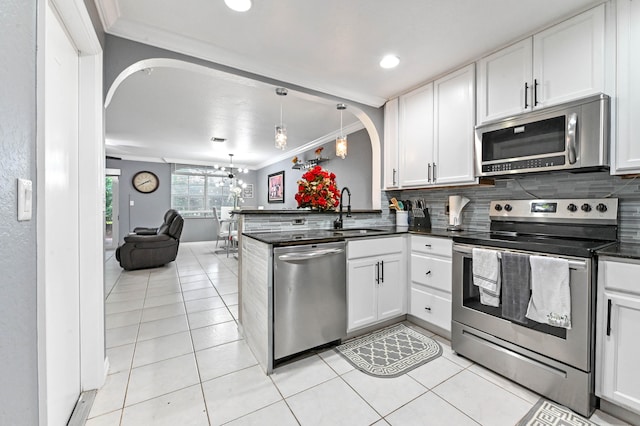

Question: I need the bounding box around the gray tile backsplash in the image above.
[385,171,640,243]
[241,171,640,243]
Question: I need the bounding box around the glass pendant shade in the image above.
[275,88,288,150]
[275,125,287,150]
[336,103,348,159]
[336,135,347,159]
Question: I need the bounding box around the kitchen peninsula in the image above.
[235,208,391,373]
[234,207,469,373]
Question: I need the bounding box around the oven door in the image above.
[452,243,593,371]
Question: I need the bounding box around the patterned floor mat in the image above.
[517,399,599,426]
[336,323,442,378]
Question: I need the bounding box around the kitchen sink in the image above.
[331,228,387,236]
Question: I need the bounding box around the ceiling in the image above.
[97,0,601,169]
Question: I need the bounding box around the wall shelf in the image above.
[292,157,330,170]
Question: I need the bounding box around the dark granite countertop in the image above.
[242,227,479,246]
[597,242,640,260]
[234,209,382,215]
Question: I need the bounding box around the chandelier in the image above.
[214,153,248,188]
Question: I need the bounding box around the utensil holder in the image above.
[396,211,409,227]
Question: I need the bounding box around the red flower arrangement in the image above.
[295,166,341,211]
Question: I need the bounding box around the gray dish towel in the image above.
[501,252,531,324]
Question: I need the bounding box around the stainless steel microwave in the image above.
[475,94,610,177]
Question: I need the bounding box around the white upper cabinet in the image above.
[533,4,606,107]
[477,39,533,123]
[477,4,606,124]
[399,83,434,187]
[383,98,400,189]
[396,64,476,189]
[434,64,477,186]
[613,0,640,174]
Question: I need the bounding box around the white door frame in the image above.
[36,0,105,423]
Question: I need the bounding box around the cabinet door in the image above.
[533,4,605,108]
[347,257,378,331]
[477,38,533,123]
[599,292,640,413]
[399,83,434,187]
[433,64,477,186]
[377,254,405,322]
[614,0,640,174]
[384,98,400,189]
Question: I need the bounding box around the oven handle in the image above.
[452,244,588,270]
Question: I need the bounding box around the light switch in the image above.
[17,178,33,221]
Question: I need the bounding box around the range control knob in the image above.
[494,204,503,211]
[567,203,578,212]
[581,203,592,212]
[504,204,513,212]
[596,203,608,213]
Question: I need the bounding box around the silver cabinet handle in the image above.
[567,112,578,164]
[392,168,397,185]
[433,163,437,182]
[427,163,432,182]
[278,248,344,261]
[424,306,432,311]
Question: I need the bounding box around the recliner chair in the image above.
[116,210,184,271]
[132,209,179,236]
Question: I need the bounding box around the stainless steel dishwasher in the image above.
[273,241,347,360]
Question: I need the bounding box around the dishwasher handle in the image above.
[278,248,345,262]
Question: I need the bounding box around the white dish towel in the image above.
[472,248,501,307]
[526,255,571,329]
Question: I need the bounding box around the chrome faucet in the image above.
[334,187,352,229]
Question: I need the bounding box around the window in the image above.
[171,166,235,218]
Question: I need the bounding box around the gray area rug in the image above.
[517,399,599,426]
[336,323,442,378]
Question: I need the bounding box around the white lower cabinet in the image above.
[596,257,640,415]
[347,237,406,332]
[409,235,453,333]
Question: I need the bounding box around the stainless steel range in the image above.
[452,198,618,417]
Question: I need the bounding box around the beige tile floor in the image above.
[88,241,627,426]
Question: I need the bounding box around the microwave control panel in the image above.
[482,155,566,174]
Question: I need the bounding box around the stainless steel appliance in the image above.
[476,94,610,177]
[452,198,618,417]
[273,241,347,360]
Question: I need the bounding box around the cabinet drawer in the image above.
[601,259,640,294]
[410,286,451,332]
[348,236,404,259]
[411,254,452,292]
[411,235,452,257]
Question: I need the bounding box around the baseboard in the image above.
[599,399,640,426]
[103,356,110,383]
[406,314,451,340]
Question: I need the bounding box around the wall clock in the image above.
[132,171,159,194]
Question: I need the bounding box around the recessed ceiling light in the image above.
[224,0,252,12]
[380,54,400,69]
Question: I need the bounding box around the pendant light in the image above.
[336,103,348,159]
[275,88,288,150]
